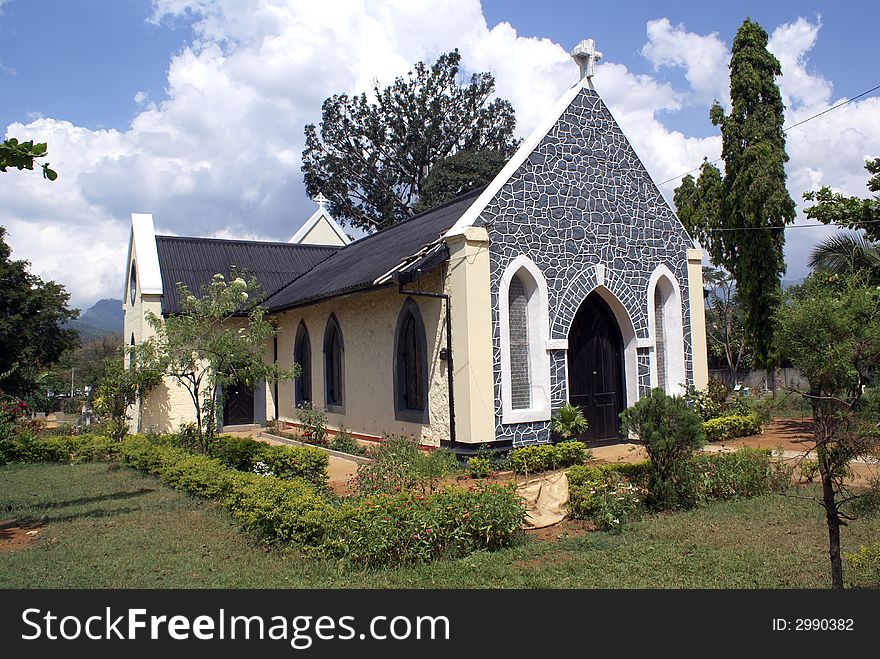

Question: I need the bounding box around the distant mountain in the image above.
[70,298,123,340]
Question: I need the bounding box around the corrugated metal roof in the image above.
[154,236,338,315]
[263,189,480,311]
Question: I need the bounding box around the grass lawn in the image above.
[1,461,878,588]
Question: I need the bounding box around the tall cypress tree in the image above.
[675,18,796,371]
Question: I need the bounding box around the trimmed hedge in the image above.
[508,441,590,475]
[121,436,524,566]
[703,413,762,442]
[122,436,337,547]
[0,433,120,465]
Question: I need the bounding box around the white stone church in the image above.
[123,40,708,449]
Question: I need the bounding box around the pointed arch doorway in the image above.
[567,292,625,441]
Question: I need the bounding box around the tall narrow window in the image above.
[129,261,137,305]
[323,315,344,409]
[508,275,531,409]
[500,256,551,425]
[654,286,668,391]
[394,299,428,422]
[294,322,312,406]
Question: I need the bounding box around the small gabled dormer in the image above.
[289,193,351,247]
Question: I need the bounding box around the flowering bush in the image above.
[353,435,459,496]
[467,456,493,479]
[567,464,646,529]
[689,448,774,501]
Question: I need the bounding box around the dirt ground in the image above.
[0,520,42,553]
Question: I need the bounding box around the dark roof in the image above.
[263,189,480,311]
[155,236,339,315]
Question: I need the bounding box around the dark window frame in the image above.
[294,321,312,407]
[323,314,345,412]
[393,298,429,424]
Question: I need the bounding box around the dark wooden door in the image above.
[223,382,254,426]
[567,294,624,441]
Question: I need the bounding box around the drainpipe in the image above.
[397,282,456,449]
[272,335,279,423]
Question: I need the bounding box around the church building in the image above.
[123,39,709,449]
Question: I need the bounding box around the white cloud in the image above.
[3,2,878,307]
[640,18,729,104]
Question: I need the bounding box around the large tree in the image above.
[804,158,880,241]
[674,19,796,370]
[414,149,508,212]
[0,227,79,396]
[774,274,880,589]
[808,233,880,284]
[302,50,518,232]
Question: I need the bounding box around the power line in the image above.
[656,83,880,187]
[705,219,880,233]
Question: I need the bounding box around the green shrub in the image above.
[121,435,522,566]
[800,459,820,483]
[684,379,729,421]
[354,435,458,495]
[209,436,265,470]
[296,403,328,446]
[508,441,589,475]
[0,433,119,464]
[555,440,589,466]
[619,388,705,510]
[856,388,880,423]
[467,456,493,478]
[703,413,762,442]
[551,403,589,440]
[208,435,328,489]
[260,444,329,488]
[567,462,650,522]
[845,542,880,588]
[224,472,336,547]
[329,484,524,566]
[329,427,367,456]
[689,448,773,501]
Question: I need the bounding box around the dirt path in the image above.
[0,520,42,553]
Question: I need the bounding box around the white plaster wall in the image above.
[300,217,348,246]
[273,275,450,446]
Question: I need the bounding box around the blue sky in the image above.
[1,0,878,307]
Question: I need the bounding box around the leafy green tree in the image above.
[808,233,880,284]
[674,19,796,371]
[804,158,880,241]
[619,388,705,510]
[774,274,880,589]
[414,149,507,212]
[95,343,164,442]
[302,50,519,232]
[0,227,79,396]
[147,273,297,451]
[0,138,57,180]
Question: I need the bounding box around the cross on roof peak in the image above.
[570,38,602,81]
[314,192,328,208]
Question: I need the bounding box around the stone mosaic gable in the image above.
[478,86,695,445]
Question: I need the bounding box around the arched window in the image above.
[499,256,551,424]
[129,261,137,305]
[394,299,428,423]
[654,286,668,391]
[323,315,344,410]
[508,276,531,409]
[294,321,312,407]
[648,266,686,395]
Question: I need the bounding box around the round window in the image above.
[129,261,137,305]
